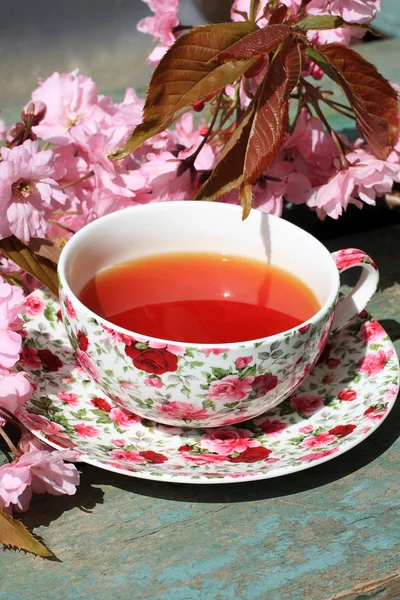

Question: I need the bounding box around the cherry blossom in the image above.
[137,0,180,65]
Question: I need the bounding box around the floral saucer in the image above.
[18,290,399,484]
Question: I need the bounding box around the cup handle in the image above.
[331,248,379,330]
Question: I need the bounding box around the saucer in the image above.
[18,289,399,484]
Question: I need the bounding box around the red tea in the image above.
[79,252,320,344]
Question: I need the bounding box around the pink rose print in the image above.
[300,448,339,462]
[25,294,45,317]
[120,381,138,391]
[338,389,357,402]
[18,410,71,442]
[334,249,374,271]
[19,346,41,369]
[74,423,100,438]
[111,439,126,447]
[360,321,385,344]
[359,349,394,376]
[147,340,186,357]
[109,449,146,463]
[101,324,132,346]
[251,374,278,399]
[144,376,163,388]
[76,349,100,381]
[109,407,141,428]
[384,385,398,402]
[157,401,209,421]
[57,392,80,406]
[299,424,314,434]
[207,375,254,403]
[364,406,388,422]
[235,356,253,370]
[104,462,134,472]
[301,432,336,449]
[198,427,259,456]
[65,296,76,319]
[290,394,324,415]
[259,418,287,436]
[202,348,228,357]
[178,451,228,465]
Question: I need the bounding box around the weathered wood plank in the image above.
[326,573,400,600]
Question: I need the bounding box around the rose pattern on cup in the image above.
[18,289,399,483]
[58,281,336,427]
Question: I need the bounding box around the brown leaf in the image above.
[240,182,253,220]
[268,5,289,25]
[0,237,59,296]
[195,39,301,204]
[0,507,54,558]
[111,22,258,159]
[213,24,291,63]
[309,44,399,159]
[27,238,61,265]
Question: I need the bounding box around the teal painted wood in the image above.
[0,224,400,600]
[374,0,400,38]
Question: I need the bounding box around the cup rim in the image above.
[58,202,340,349]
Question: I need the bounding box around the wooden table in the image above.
[1,34,400,600]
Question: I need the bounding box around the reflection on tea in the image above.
[79,252,320,343]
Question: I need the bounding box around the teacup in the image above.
[58,201,379,427]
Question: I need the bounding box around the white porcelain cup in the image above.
[58,201,379,427]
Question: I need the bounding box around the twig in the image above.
[60,170,94,190]
[0,427,19,458]
[47,219,76,235]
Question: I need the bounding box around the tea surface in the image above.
[79,252,320,343]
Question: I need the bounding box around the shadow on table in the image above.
[80,395,400,505]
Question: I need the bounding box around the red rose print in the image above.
[317,343,332,365]
[327,358,341,370]
[91,397,112,412]
[37,349,63,372]
[65,296,77,319]
[57,309,63,321]
[338,390,357,402]
[77,330,89,352]
[260,418,287,435]
[252,373,278,398]
[364,407,375,416]
[140,450,168,464]
[329,424,356,437]
[299,324,311,335]
[125,344,178,375]
[228,446,272,463]
[178,445,192,452]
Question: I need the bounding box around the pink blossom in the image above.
[207,375,254,403]
[19,346,41,370]
[307,0,381,24]
[25,293,45,317]
[308,148,400,219]
[32,70,106,145]
[359,321,385,344]
[290,394,324,414]
[109,407,141,428]
[74,423,100,438]
[0,449,79,513]
[76,349,100,381]
[0,276,25,369]
[299,424,315,434]
[0,369,31,415]
[144,376,163,388]
[0,140,67,240]
[231,0,300,25]
[0,119,6,142]
[235,356,253,370]
[301,432,336,449]
[140,151,196,201]
[157,401,210,421]
[109,449,146,463]
[198,427,259,456]
[111,439,126,447]
[259,418,287,436]
[359,349,394,376]
[57,392,80,406]
[138,0,179,65]
[202,348,229,357]
[299,447,340,462]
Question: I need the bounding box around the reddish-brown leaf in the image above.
[268,5,289,25]
[196,39,302,211]
[314,44,399,159]
[110,22,258,159]
[213,24,291,63]
[0,507,54,558]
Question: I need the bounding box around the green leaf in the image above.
[202,399,216,410]
[44,303,56,322]
[0,236,59,296]
[70,408,87,419]
[0,507,54,558]
[224,402,240,408]
[211,367,232,379]
[270,340,280,351]
[111,21,258,159]
[296,15,358,31]
[104,369,114,377]
[307,43,399,159]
